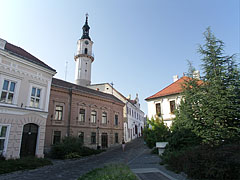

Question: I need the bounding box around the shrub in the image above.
[50,136,103,159]
[143,117,170,148]
[162,143,240,180]
[0,156,52,174]
[166,128,201,152]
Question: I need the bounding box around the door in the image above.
[20,123,38,157]
[101,133,108,148]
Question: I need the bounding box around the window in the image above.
[114,114,118,126]
[30,87,41,108]
[79,109,85,122]
[55,105,63,120]
[91,132,96,144]
[102,112,107,124]
[115,133,118,143]
[78,132,84,144]
[156,103,161,117]
[0,125,9,153]
[91,111,97,123]
[53,131,61,144]
[0,80,16,104]
[170,100,176,113]
[84,48,88,54]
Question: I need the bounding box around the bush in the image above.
[0,156,52,174]
[166,128,201,152]
[78,164,138,180]
[50,136,103,159]
[143,117,170,148]
[162,143,240,180]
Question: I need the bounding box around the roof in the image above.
[3,41,56,72]
[145,76,194,101]
[90,83,128,101]
[52,78,124,105]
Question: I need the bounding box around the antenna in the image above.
[65,61,68,81]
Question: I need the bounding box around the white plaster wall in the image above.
[0,47,55,159]
[146,94,182,127]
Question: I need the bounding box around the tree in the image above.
[173,27,240,146]
[143,117,170,148]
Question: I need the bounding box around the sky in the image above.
[0,0,239,115]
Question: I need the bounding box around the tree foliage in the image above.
[173,27,240,146]
[143,117,170,148]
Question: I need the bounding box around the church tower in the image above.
[75,13,94,86]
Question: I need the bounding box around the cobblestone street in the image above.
[0,138,187,180]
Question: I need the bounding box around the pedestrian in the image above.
[122,139,125,152]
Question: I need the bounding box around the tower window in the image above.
[84,48,88,54]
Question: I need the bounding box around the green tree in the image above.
[143,117,170,148]
[173,27,240,146]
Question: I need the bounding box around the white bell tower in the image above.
[75,13,94,86]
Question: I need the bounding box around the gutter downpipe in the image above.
[67,88,72,137]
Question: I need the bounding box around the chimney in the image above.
[173,75,179,82]
[0,38,7,50]
[127,94,131,99]
[193,70,200,80]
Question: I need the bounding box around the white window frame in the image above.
[0,124,11,156]
[79,108,86,122]
[102,112,107,124]
[27,83,45,110]
[54,105,63,120]
[91,110,97,123]
[0,75,21,106]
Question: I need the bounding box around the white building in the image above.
[145,76,188,127]
[89,83,145,142]
[0,38,56,159]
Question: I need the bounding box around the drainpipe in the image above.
[67,88,72,137]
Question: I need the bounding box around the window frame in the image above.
[30,86,41,108]
[91,132,96,144]
[114,114,119,126]
[79,108,86,122]
[0,124,10,156]
[54,105,63,121]
[0,75,20,106]
[91,110,97,123]
[0,79,16,104]
[170,100,176,113]
[102,112,107,124]
[52,130,61,145]
[156,103,161,117]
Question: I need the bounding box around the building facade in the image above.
[89,83,145,142]
[0,38,56,159]
[145,76,187,127]
[44,78,124,150]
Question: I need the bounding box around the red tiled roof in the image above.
[145,76,191,100]
[4,42,56,72]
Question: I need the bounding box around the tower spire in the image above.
[81,13,91,40]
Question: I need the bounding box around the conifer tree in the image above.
[173,27,240,146]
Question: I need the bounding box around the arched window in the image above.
[84,48,88,54]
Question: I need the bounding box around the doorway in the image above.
[20,123,38,157]
[101,133,108,148]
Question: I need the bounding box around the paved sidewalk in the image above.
[128,141,188,180]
